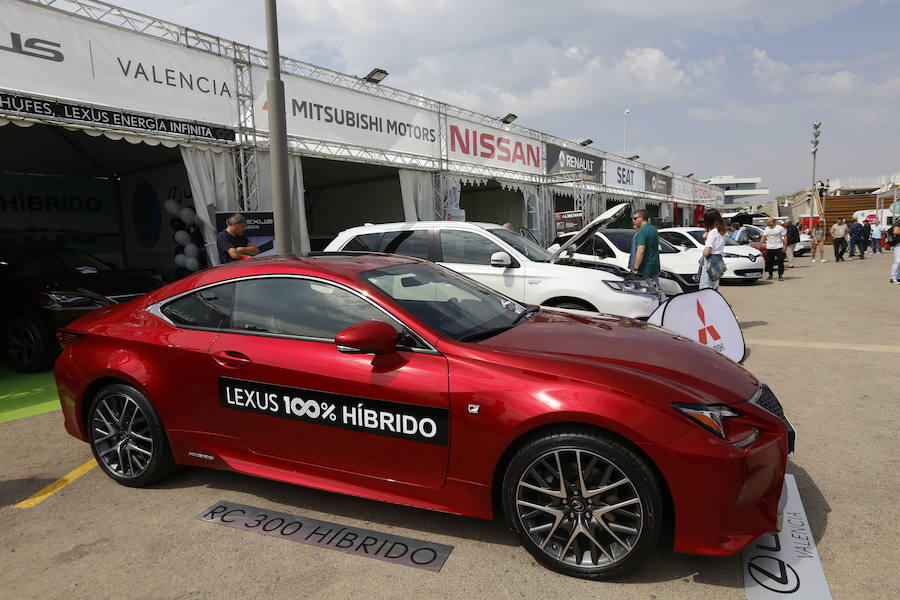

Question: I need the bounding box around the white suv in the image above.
[325,210,659,319]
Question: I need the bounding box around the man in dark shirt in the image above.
[629,209,665,300]
[217,213,259,263]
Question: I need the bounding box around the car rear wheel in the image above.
[501,429,663,579]
[4,315,51,372]
[546,299,594,311]
[88,384,175,487]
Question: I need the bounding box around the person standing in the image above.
[762,217,787,280]
[890,221,900,285]
[784,219,800,268]
[810,220,826,262]
[871,219,884,255]
[217,213,260,263]
[699,209,727,289]
[848,219,866,259]
[629,209,665,300]
[729,222,742,241]
[831,217,849,262]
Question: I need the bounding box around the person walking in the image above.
[871,219,884,255]
[784,219,800,268]
[810,220,826,262]
[831,217,849,262]
[629,209,665,301]
[699,209,727,289]
[762,217,787,280]
[890,221,900,285]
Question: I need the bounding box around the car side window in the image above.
[576,236,613,257]
[659,232,681,246]
[342,233,382,252]
[230,277,405,341]
[161,283,234,329]
[379,230,429,259]
[439,230,503,264]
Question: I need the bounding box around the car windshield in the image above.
[686,230,741,246]
[488,228,552,261]
[604,230,679,254]
[0,246,111,276]
[360,262,530,341]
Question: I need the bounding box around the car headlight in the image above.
[604,279,657,295]
[672,403,739,439]
[45,291,98,307]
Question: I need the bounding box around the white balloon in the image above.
[179,207,196,225]
[185,256,200,271]
[174,230,191,245]
[164,199,181,215]
[174,253,187,267]
[184,243,199,258]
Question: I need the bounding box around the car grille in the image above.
[751,384,795,453]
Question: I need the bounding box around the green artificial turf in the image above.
[0,363,60,424]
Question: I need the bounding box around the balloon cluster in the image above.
[165,188,207,278]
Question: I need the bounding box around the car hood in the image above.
[476,309,757,405]
[548,203,629,263]
[25,270,161,299]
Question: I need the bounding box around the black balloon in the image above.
[170,217,186,231]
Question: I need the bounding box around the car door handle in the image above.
[212,350,252,368]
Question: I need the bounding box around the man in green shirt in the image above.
[629,209,664,300]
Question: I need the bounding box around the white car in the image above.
[547,229,702,297]
[737,224,811,255]
[659,227,765,283]
[324,206,660,318]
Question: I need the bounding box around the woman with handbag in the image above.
[699,208,728,289]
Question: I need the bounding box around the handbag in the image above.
[705,256,727,280]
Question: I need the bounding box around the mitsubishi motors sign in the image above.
[0,0,237,128]
[250,66,441,159]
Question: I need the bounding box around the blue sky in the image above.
[112,0,900,201]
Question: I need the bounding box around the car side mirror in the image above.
[490,251,513,268]
[335,320,398,355]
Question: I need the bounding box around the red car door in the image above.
[207,275,450,488]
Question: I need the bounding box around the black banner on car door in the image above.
[219,377,449,445]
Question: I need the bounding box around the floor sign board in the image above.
[648,288,746,363]
[742,475,832,599]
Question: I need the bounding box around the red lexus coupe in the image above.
[54,254,793,579]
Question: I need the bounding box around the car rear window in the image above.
[161,283,234,329]
[343,233,382,252]
[380,230,429,259]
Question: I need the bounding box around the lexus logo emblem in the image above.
[570,499,585,512]
[748,555,800,593]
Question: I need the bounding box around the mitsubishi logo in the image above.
[696,300,721,345]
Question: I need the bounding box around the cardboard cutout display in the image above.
[648,288,746,363]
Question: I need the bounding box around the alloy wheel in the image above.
[514,448,644,569]
[90,391,154,479]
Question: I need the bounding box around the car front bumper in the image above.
[639,422,788,556]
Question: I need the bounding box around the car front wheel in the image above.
[501,429,663,578]
[88,384,175,487]
[4,315,51,372]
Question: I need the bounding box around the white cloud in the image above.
[688,103,780,124]
[750,49,791,93]
[806,70,861,94]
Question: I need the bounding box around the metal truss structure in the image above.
[20,0,712,231]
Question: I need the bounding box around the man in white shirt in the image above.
[762,217,787,281]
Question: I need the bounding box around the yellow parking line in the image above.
[14,459,98,509]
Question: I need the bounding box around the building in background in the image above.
[702,175,770,206]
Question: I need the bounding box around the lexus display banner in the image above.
[1,0,237,128]
[604,159,645,192]
[546,143,602,182]
[645,172,672,195]
[215,212,275,257]
[648,288,746,363]
[447,117,544,175]
[0,90,234,141]
[251,66,441,159]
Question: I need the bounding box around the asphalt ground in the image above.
[1,250,898,599]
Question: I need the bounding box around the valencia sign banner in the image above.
[1,0,238,128]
